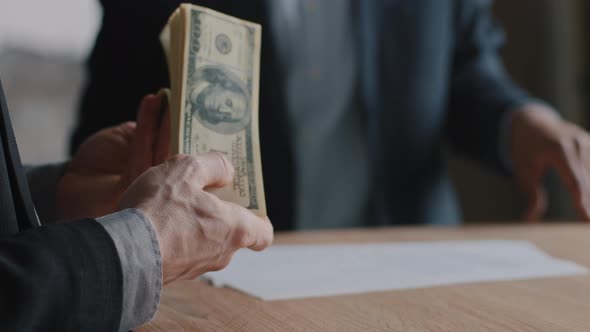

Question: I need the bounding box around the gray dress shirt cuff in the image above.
[98,209,163,332]
[499,100,559,172]
[24,162,68,224]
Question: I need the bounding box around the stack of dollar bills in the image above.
[160,4,266,216]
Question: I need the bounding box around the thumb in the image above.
[129,94,161,180]
[523,185,547,222]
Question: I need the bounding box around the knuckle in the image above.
[231,223,250,248]
[178,155,205,180]
[264,227,274,247]
[259,226,274,250]
[211,152,234,178]
[169,154,191,166]
[260,237,273,250]
[188,158,204,175]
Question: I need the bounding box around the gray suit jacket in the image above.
[357,0,530,225]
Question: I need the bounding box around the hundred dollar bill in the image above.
[160,4,266,216]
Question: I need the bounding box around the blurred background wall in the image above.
[0,0,588,222]
[0,0,100,164]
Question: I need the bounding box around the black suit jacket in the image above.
[0,80,122,331]
[73,0,530,228]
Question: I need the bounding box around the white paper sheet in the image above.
[205,240,588,301]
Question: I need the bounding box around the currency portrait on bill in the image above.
[188,66,251,135]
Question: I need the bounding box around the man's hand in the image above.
[56,94,170,220]
[120,152,273,284]
[511,103,590,221]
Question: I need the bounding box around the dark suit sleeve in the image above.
[0,219,122,331]
[446,0,531,171]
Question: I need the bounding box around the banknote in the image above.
[160,4,266,216]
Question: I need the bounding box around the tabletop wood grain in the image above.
[137,223,590,331]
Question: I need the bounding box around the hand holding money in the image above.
[120,152,273,285]
[159,4,266,216]
[57,94,170,220]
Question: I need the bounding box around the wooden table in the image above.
[138,223,590,331]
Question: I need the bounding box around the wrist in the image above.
[511,103,561,128]
[129,204,174,283]
[98,209,163,329]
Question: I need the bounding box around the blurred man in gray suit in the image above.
[73,0,590,229]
